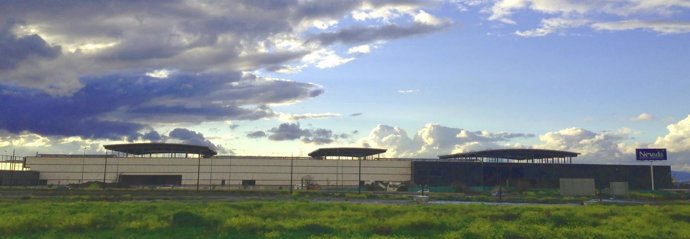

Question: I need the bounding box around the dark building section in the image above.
[118,175,182,186]
[0,171,40,186]
[412,161,673,190]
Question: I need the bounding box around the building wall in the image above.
[412,161,674,190]
[24,156,411,187]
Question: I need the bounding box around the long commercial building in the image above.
[1,143,674,190]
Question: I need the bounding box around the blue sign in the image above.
[636,148,667,161]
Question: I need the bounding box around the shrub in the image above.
[171,211,205,227]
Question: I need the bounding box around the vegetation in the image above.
[1,199,689,238]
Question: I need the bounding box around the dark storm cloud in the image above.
[0,20,61,70]
[0,85,145,139]
[309,23,448,46]
[0,72,321,139]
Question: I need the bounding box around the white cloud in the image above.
[398,89,420,94]
[413,10,446,26]
[653,114,690,171]
[302,49,354,69]
[145,69,172,79]
[535,127,636,164]
[351,3,417,23]
[653,114,690,152]
[488,0,528,24]
[515,18,589,37]
[479,0,690,35]
[592,20,690,34]
[631,113,655,122]
[360,123,533,158]
[347,44,371,54]
[277,112,342,122]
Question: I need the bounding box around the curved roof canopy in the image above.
[104,143,217,158]
[439,149,578,160]
[308,147,387,158]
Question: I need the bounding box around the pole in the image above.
[103,150,108,186]
[358,156,362,194]
[81,147,86,184]
[209,158,213,191]
[196,153,201,192]
[650,160,655,191]
[290,153,294,193]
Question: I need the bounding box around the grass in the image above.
[1,199,689,238]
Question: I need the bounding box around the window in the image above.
[242,180,256,186]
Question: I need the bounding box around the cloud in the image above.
[631,113,655,122]
[361,123,534,158]
[0,72,322,140]
[471,0,690,36]
[246,131,267,139]
[277,112,341,121]
[398,89,420,94]
[263,122,347,145]
[535,127,635,164]
[592,20,690,34]
[0,19,61,70]
[310,23,449,46]
[515,18,589,37]
[0,1,446,95]
[166,128,229,154]
[347,44,372,54]
[652,114,690,171]
[351,113,363,117]
[653,114,690,153]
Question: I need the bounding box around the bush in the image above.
[171,211,205,227]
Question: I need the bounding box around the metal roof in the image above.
[104,143,217,158]
[308,147,387,158]
[439,149,579,160]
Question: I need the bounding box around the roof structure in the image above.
[439,149,579,164]
[104,143,217,158]
[308,147,387,159]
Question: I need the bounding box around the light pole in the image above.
[81,146,87,183]
[358,156,362,194]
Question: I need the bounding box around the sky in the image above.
[1,0,690,171]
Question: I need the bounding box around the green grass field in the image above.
[1,199,689,239]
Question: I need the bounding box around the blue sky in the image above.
[1,1,689,171]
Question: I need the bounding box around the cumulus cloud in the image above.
[535,127,635,164]
[653,115,690,159]
[361,123,534,158]
[631,113,655,122]
[166,128,229,154]
[650,114,690,171]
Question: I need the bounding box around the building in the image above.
[23,143,410,190]
[5,143,674,190]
